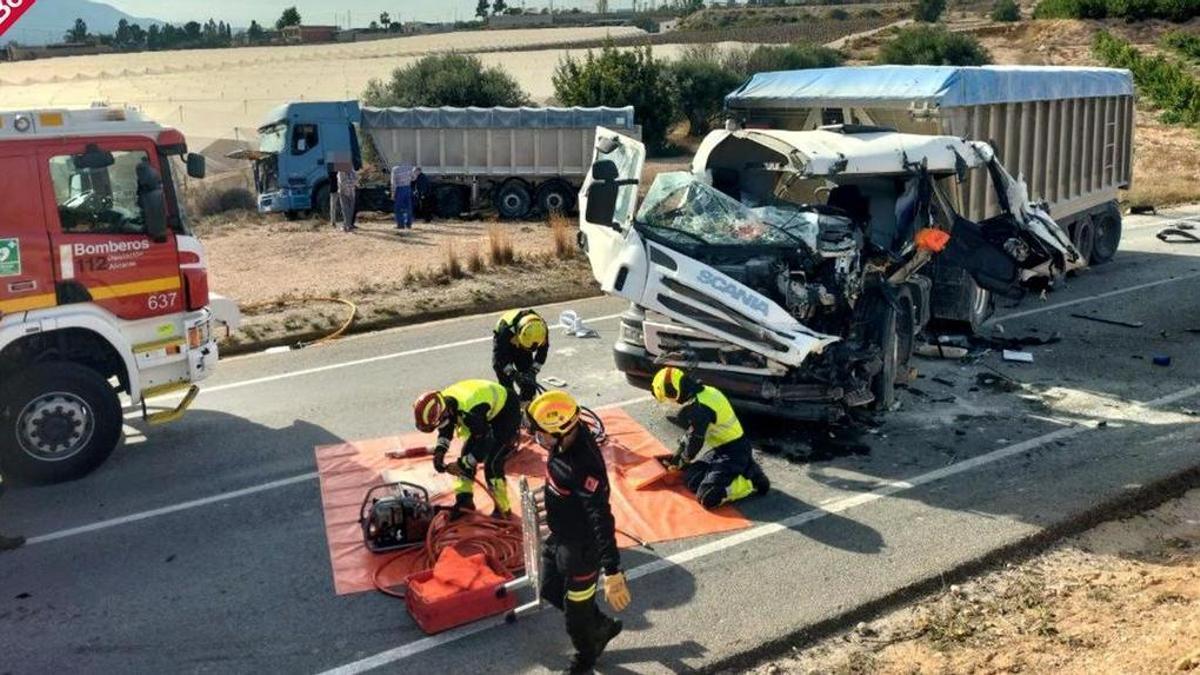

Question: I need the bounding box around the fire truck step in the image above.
[142,384,200,425]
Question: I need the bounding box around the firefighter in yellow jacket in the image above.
[413,379,522,517]
[651,367,770,508]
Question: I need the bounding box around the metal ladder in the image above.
[499,476,549,622]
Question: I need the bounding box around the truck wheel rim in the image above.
[16,392,96,462]
[546,192,565,211]
[503,193,523,211]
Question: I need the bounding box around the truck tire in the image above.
[535,180,576,216]
[1091,203,1122,265]
[494,180,532,220]
[0,362,122,484]
[930,263,993,335]
[433,185,466,218]
[868,299,900,412]
[314,183,332,221]
[1071,216,1096,269]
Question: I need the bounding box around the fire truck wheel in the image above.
[0,362,122,484]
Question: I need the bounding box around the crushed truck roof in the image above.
[695,127,987,177]
[726,65,1134,110]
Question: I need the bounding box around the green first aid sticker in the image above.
[0,238,19,277]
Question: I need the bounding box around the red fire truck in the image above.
[0,107,237,483]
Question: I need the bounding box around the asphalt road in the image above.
[3,207,1200,674]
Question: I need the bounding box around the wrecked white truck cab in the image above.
[579,125,1082,419]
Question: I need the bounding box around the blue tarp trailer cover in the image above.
[725,65,1134,110]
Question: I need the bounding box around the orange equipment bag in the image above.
[405,548,516,635]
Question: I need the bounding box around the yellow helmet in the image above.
[514,313,548,350]
[528,390,580,437]
[651,366,686,403]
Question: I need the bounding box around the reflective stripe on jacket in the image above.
[696,386,744,450]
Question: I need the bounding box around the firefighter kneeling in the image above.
[528,391,629,674]
[651,367,770,508]
[413,379,522,517]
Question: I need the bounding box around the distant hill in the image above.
[4,0,164,46]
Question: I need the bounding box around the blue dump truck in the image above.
[233,101,637,220]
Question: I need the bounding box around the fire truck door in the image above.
[41,143,183,321]
[0,154,55,316]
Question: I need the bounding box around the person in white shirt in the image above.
[391,164,415,230]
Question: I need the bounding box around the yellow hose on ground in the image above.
[236,296,358,348]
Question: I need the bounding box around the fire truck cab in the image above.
[0,107,234,483]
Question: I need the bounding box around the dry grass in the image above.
[487,224,516,266]
[466,246,486,274]
[550,213,578,260]
[187,186,257,217]
[442,241,466,280]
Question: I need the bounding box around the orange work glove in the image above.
[604,572,631,612]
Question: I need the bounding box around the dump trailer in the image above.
[725,65,1135,329]
[240,102,637,220]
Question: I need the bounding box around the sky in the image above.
[102,0,606,26]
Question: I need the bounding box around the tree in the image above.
[115,18,132,49]
[667,57,743,136]
[276,6,302,31]
[913,0,947,22]
[476,0,491,19]
[65,18,89,43]
[991,0,1021,20]
[247,20,265,43]
[129,23,146,49]
[553,43,678,150]
[362,53,531,108]
[380,12,392,29]
[147,23,161,49]
[493,0,509,14]
[184,21,202,41]
[877,25,991,66]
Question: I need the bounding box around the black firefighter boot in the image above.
[565,610,623,674]
[746,460,771,497]
[450,492,477,521]
[0,534,25,552]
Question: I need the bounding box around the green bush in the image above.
[877,25,992,65]
[1094,30,1200,126]
[667,57,745,136]
[553,43,678,151]
[1034,0,1199,19]
[722,43,844,79]
[1163,30,1200,61]
[829,8,851,19]
[362,53,530,108]
[991,0,1022,20]
[914,0,947,22]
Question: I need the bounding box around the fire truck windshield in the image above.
[49,150,154,235]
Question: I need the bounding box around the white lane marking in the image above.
[1125,213,1200,231]
[317,383,1200,675]
[169,313,624,399]
[25,395,654,546]
[987,270,1200,325]
[25,472,319,545]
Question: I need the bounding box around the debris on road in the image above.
[1002,350,1034,363]
[558,310,599,338]
[1153,354,1173,367]
[931,376,956,388]
[916,343,969,359]
[976,371,1021,393]
[1070,313,1145,328]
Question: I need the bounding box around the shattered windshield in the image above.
[258,123,287,154]
[635,172,817,249]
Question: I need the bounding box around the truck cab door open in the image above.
[579,130,838,369]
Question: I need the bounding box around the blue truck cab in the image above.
[251,101,362,218]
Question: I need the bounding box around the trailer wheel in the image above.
[1091,204,1122,265]
[433,185,466,218]
[864,296,899,412]
[535,180,576,216]
[1070,216,1096,269]
[314,183,332,221]
[494,180,532,220]
[0,362,122,484]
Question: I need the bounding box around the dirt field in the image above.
[0,26,646,144]
[749,487,1200,674]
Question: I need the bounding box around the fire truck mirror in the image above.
[186,153,207,179]
[75,144,115,170]
[141,187,168,243]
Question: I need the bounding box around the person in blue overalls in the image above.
[391,163,415,230]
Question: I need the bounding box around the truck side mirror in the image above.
[187,153,207,179]
[585,159,620,229]
[141,188,168,243]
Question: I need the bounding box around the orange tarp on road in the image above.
[315,407,751,595]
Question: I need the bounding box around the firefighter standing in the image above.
[651,367,771,509]
[493,309,549,404]
[528,390,629,674]
[413,379,522,517]
[0,473,25,552]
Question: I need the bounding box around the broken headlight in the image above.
[619,322,645,347]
